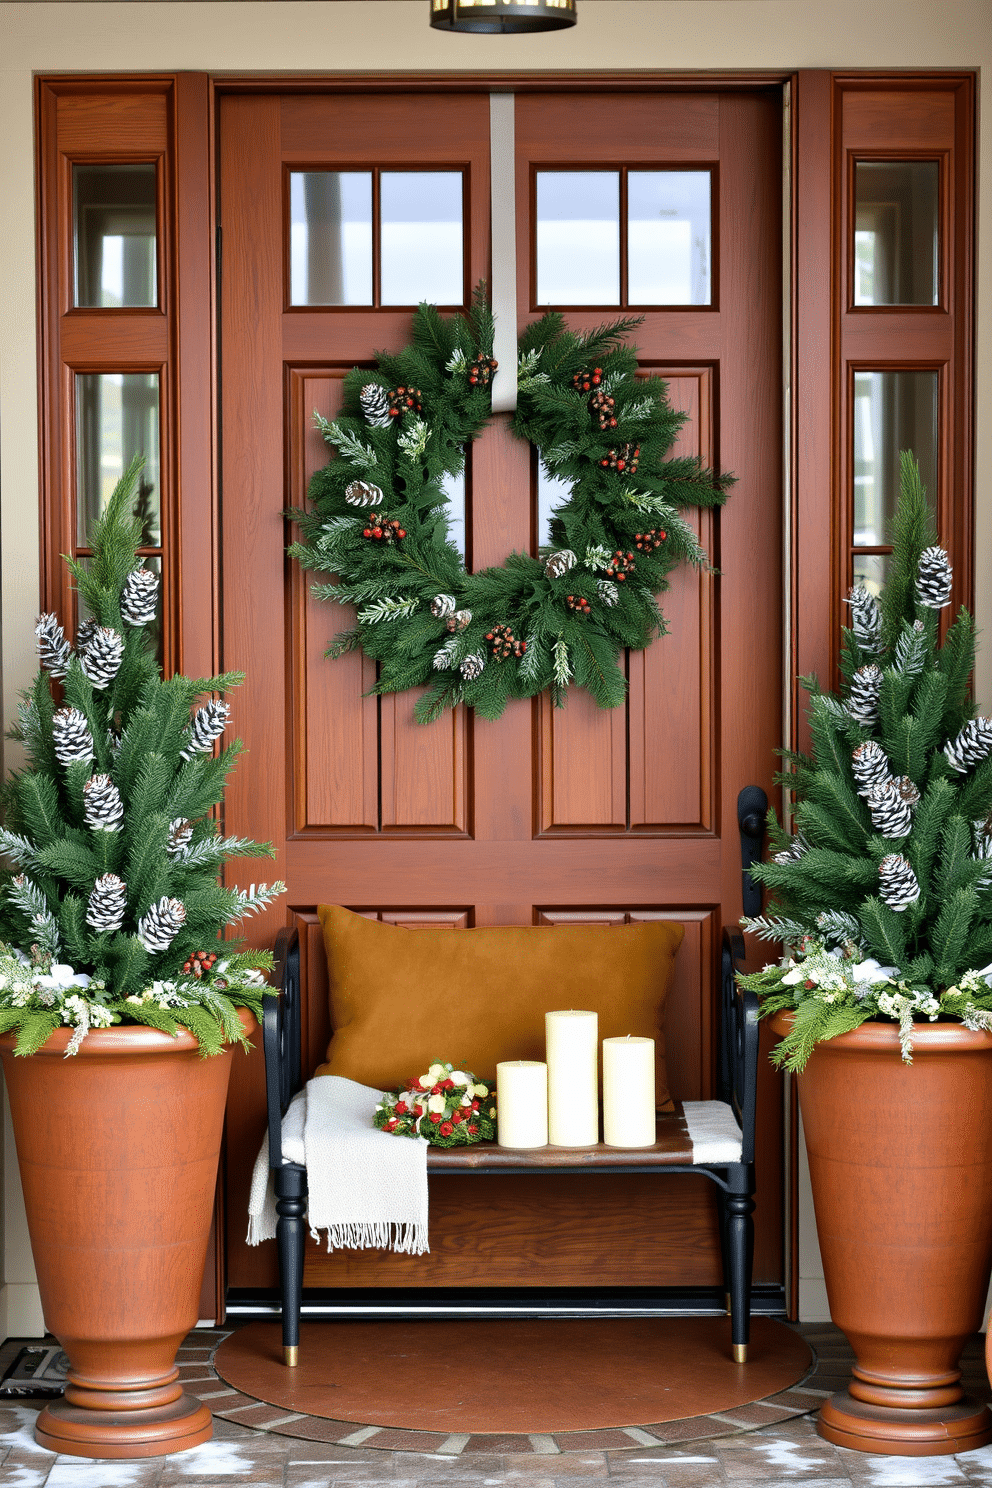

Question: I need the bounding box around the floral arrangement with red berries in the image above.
[373,1061,497,1147]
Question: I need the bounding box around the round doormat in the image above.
[214,1317,813,1437]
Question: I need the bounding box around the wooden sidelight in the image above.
[216,83,786,1302]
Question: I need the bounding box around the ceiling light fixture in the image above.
[430,0,576,34]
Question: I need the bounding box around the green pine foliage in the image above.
[290,290,732,722]
[0,458,285,1054]
[739,452,992,1069]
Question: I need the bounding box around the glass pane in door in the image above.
[73,163,157,308]
[854,161,939,306]
[536,172,620,305]
[380,172,464,305]
[628,171,711,304]
[852,369,937,545]
[289,172,373,305]
[75,372,161,546]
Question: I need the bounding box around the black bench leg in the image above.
[716,1188,731,1315]
[275,1168,307,1366]
[725,1165,755,1363]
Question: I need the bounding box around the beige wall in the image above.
[0,0,988,1331]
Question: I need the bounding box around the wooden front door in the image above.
[218,83,784,1298]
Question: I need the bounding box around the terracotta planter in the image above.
[0,1012,253,1459]
[775,1012,992,1456]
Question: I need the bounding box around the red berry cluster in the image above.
[486,623,527,660]
[634,528,666,552]
[362,513,407,544]
[589,389,617,431]
[599,443,640,474]
[566,594,592,616]
[468,355,498,388]
[387,385,423,417]
[183,950,218,980]
[572,367,603,393]
[604,550,636,581]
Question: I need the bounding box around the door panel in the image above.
[218,85,784,1295]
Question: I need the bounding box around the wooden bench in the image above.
[263,926,757,1366]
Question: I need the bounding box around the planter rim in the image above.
[769,1009,992,1054]
[0,1005,256,1060]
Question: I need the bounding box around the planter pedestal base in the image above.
[34,1394,212,1459]
[818,1392,992,1457]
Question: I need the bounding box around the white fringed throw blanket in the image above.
[247,1075,429,1255]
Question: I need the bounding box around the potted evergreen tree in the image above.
[0,459,284,1459]
[737,454,992,1458]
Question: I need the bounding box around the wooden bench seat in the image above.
[262,926,757,1366]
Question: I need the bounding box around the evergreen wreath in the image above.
[289,290,733,723]
[737,454,992,1072]
[0,458,286,1056]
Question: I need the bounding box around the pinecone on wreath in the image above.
[545,549,577,580]
[359,383,392,428]
[738,452,992,1072]
[345,480,383,508]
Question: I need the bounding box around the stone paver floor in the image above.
[0,1324,989,1487]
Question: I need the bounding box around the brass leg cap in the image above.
[725,1292,733,1315]
[733,1344,748,1364]
[284,1346,299,1367]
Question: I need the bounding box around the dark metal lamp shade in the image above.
[430,0,576,33]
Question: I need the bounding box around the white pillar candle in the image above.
[496,1061,548,1148]
[602,1036,656,1147]
[545,1010,599,1146]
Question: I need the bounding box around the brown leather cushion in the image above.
[315,905,684,1112]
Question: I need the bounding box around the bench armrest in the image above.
[263,926,303,1172]
[720,925,759,1166]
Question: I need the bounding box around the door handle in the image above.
[737,785,768,919]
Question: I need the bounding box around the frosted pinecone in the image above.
[433,645,455,671]
[893,775,921,807]
[121,567,159,626]
[545,549,577,580]
[878,854,921,911]
[166,818,194,858]
[52,707,95,766]
[459,653,485,682]
[359,384,391,429]
[944,718,992,774]
[35,614,72,681]
[446,609,472,633]
[76,617,98,655]
[180,700,230,761]
[867,779,913,838]
[845,586,882,654]
[83,774,124,833]
[137,895,187,953]
[597,579,620,607]
[847,664,883,727]
[86,873,127,932]
[973,818,992,891]
[431,594,456,619]
[344,479,383,507]
[851,740,891,798]
[773,832,809,865]
[916,546,953,608]
[80,626,124,690]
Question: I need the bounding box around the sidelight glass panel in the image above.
[536,172,620,305]
[628,171,711,305]
[73,164,157,308]
[380,172,463,305]
[854,161,939,306]
[852,553,889,597]
[852,370,937,546]
[290,172,373,305]
[75,373,161,547]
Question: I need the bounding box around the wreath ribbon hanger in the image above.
[288,291,733,723]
